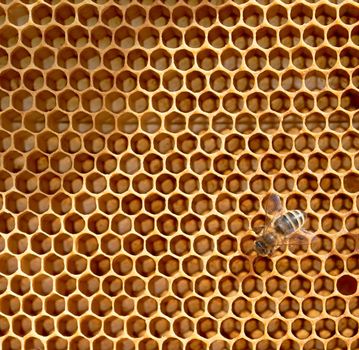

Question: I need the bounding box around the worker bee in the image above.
[253,193,313,256]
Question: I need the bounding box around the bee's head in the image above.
[254,239,271,256]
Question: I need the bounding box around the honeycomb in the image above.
[0,0,358,349]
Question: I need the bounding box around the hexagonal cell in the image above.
[67,25,89,48]
[5,191,27,213]
[98,193,119,215]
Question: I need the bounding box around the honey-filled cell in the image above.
[0,1,358,349]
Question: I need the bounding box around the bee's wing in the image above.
[275,228,317,250]
[263,193,283,216]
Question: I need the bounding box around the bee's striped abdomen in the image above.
[274,210,306,236]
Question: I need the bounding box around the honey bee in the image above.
[253,193,313,256]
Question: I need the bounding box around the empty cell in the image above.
[21,25,42,48]
[173,50,194,70]
[340,4,359,24]
[176,92,196,113]
[55,3,75,25]
[137,27,160,50]
[292,47,313,69]
[281,70,301,92]
[223,93,243,114]
[325,255,344,276]
[61,132,81,154]
[329,79,350,101]
[78,4,99,26]
[195,5,216,27]
[232,26,253,50]
[149,276,169,298]
[311,234,333,256]
[336,234,358,255]
[199,133,221,155]
[74,153,94,173]
[127,49,148,71]
[36,90,56,112]
[326,24,349,49]
[266,4,287,26]
[327,338,348,350]
[341,89,359,111]
[257,71,278,93]
[11,90,32,112]
[151,91,173,112]
[186,114,207,135]
[208,26,229,49]
[291,318,312,339]
[210,114,231,135]
[302,296,323,318]
[45,26,65,48]
[267,318,287,339]
[173,317,194,338]
[91,26,112,49]
[331,152,352,173]
[123,232,144,256]
[4,151,25,173]
[162,27,182,48]
[178,133,197,154]
[24,111,45,133]
[0,69,21,91]
[46,336,68,350]
[149,5,170,26]
[317,91,338,112]
[215,5,238,27]
[53,232,74,256]
[31,4,52,25]
[245,49,266,71]
[35,48,55,70]
[103,48,124,71]
[79,48,101,71]
[314,275,335,296]
[291,4,312,25]
[57,47,78,69]
[8,3,29,26]
[195,275,215,297]
[333,194,353,213]
[279,26,300,50]
[125,5,146,27]
[144,154,163,174]
[315,4,336,25]
[260,153,282,174]
[338,317,358,338]
[243,5,263,27]
[184,26,205,48]
[68,25,89,48]
[257,27,277,49]
[115,71,136,93]
[45,69,67,91]
[80,315,102,337]
[187,72,209,96]
[83,132,105,154]
[101,5,122,27]
[303,26,324,47]
[149,49,171,71]
[347,254,359,275]
[172,5,193,27]
[58,90,79,112]
[270,48,290,71]
[234,114,255,136]
[197,49,219,71]
[304,70,325,92]
[0,25,18,47]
